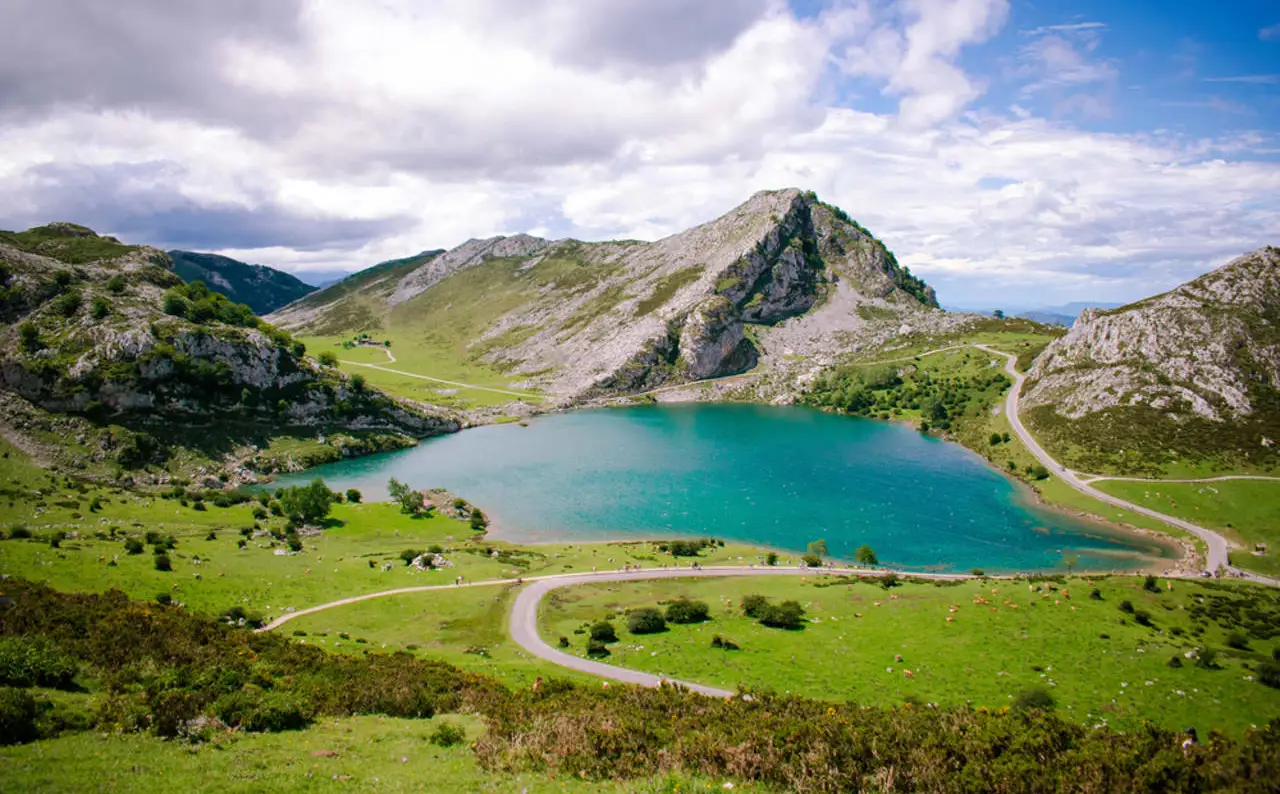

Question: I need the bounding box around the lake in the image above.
[273,404,1177,572]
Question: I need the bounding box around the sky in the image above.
[0,1,1277,307]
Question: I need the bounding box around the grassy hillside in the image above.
[167,250,316,315]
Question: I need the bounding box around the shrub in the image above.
[665,598,710,624]
[469,507,487,531]
[0,687,39,745]
[1195,648,1219,670]
[881,572,900,589]
[557,636,569,648]
[1257,661,1280,689]
[124,538,143,555]
[1134,610,1153,627]
[759,601,806,630]
[589,621,617,643]
[741,594,770,619]
[971,568,985,576]
[48,531,65,549]
[162,292,190,318]
[1226,632,1249,650]
[1118,600,1135,614]
[0,637,77,689]
[345,488,362,504]
[286,534,303,553]
[106,275,126,294]
[156,593,172,605]
[430,719,466,747]
[765,552,778,566]
[1167,656,1183,668]
[1089,588,1102,600]
[205,530,217,541]
[1028,465,1050,480]
[213,689,312,733]
[627,608,667,635]
[8,525,32,540]
[855,545,878,565]
[710,635,740,651]
[800,553,822,568]
[154,554,172,572]
[1012,686,1056,711]
[1143,575,1160,593]
[89,296,109,320]
[586,639,610,658]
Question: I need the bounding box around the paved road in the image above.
[1080,473,1280,485]
[973,344,1280,584]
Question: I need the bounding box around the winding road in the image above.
[259,340,1276,693]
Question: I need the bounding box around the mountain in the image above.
[167,250,316,315]
[1022,247,1280,475]
[270,189,961,401]
[0,223,458,482]
[944,303,1125,327]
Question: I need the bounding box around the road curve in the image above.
[337,360,541,400]
[1080,473,1280,485]
[974,344,1272,581]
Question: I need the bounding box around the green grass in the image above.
[1094,479,1280,577]
[1,713,714,793]
[539,574,1280,735]
[634,265,705,316]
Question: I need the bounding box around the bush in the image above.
[48,531,65,549]
[400,548,422,565]
[0,687,39,745]
[106,275,126,294]
[0,637,77,689]
[345,488,362,504]
[154,554,173,572]
[1134,610,1153,627]
[1226,632,1249,650]
[589,621,617,643]
[800,553,822,568]
[8,525,32,540]
[855,545,878,565]
[1118,600,1135,614]
[1195,648,1219,670]
[665,598,710,624]
[765,552,778,566]
[469,507,487,531]
[213,689,312,733]
[430,719,466,747]
[1167,656,1183,668]
[1143,575,1160,593]
[557,636,569,648]
[89,296,109,320]
[881,572,900,589]
[124,538,143,555]
[1012,686,1056,711]
[627,608,667,635]
[156,593,172,605]
[741,594,770,619]
[1257,661,1280,689]
[760,601,806,630]
[1028,465,1050,480]
[586,639,610,658]
[710,635,740,651]
[1089,588,1102,600]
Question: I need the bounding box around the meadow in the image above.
[537,573,1280,735]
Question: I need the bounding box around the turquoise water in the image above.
[274,404,1175,572]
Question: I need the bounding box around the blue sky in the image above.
[0,0,1276,307]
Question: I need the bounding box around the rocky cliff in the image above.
[270,189,954,402]
[1022,246,1280,473]
[0,223,458,477]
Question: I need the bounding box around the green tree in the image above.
[993,309,1005,319]
[345,488,362,504]
[765,552,779,566]
[277,478,336,524]
[17,322,40,353]
[105,275,126,294]
[665,598,710,624]
[989,433,1002,446]
[627,608,667,635]
[350,373,366,392]
[760,601,806,630]
[806,539,828,558]
[162,291,189,318]
[855,545,878,565]
[589,621,617,643]
[90,296,110,320]
[1064,555,1078,573]
[388,477,424,515]
[318,350,339,367]
[469,507,487,531]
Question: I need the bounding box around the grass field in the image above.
[0,712,739,793]
[1094,479,1280,577]
[299,333,543,409]
[538,574,1280,735]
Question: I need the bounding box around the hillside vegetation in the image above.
[0,223,457,481]
[167,250,316,315]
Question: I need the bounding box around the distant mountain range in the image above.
[944,302,1124,327]
[167,250,318,315]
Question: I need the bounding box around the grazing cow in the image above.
[904,670,914,679]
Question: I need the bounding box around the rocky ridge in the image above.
[271,189,961,402]
[167,250,317,315]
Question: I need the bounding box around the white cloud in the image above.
[1259,22,1280,41]
[1202,74,1280,84]
[0,0,1276,307]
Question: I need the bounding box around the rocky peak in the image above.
[389,234,552,306]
